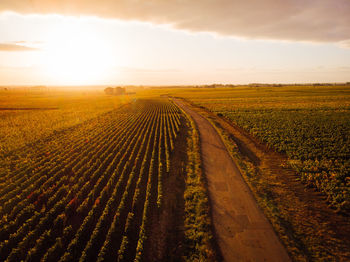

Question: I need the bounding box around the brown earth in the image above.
[176,98,350,261]
[173,99,291,262]
[144,117,187,261]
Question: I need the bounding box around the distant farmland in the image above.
[0,85,350,261]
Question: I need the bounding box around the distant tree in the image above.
[104,87,126,96]
[115,86,126,95]
[104,87,114,95]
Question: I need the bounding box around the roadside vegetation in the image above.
[180,105,216,261]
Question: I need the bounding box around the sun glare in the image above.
[41,21,114,85]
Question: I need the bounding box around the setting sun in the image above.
[41,22,115,84]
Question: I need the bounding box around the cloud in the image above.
[337,40,350,48]
[0,43,38,51]
[12,40,44,45]
[0,0,349,43]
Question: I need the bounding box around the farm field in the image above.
[0,92,215,262]
[1,1,349,261]
[154,84,350,260]
[0,90,130,157]
[1,86,350,261]
[163,85,350,212]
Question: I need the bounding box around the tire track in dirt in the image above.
[174,99,290,262]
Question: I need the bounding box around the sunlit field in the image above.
[0,89,130,156]
[0,89,214,261]
[160,85,350,211]
[150,84,350,260]
[1,0,350,261]
[0,85,350,261]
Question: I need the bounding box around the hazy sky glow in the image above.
[0,1,350,85]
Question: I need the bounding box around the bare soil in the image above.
[174,99,290,262]
[181,99,350,261]
[144,117,188,261]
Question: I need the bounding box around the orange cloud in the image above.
[0,43,38,51]
[0,0,349,43]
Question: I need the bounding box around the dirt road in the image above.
[174,99,290,262]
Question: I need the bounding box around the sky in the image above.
[0,1,350,86]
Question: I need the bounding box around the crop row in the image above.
[0,98,182,261]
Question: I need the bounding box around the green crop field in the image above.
[162,85,350,212]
